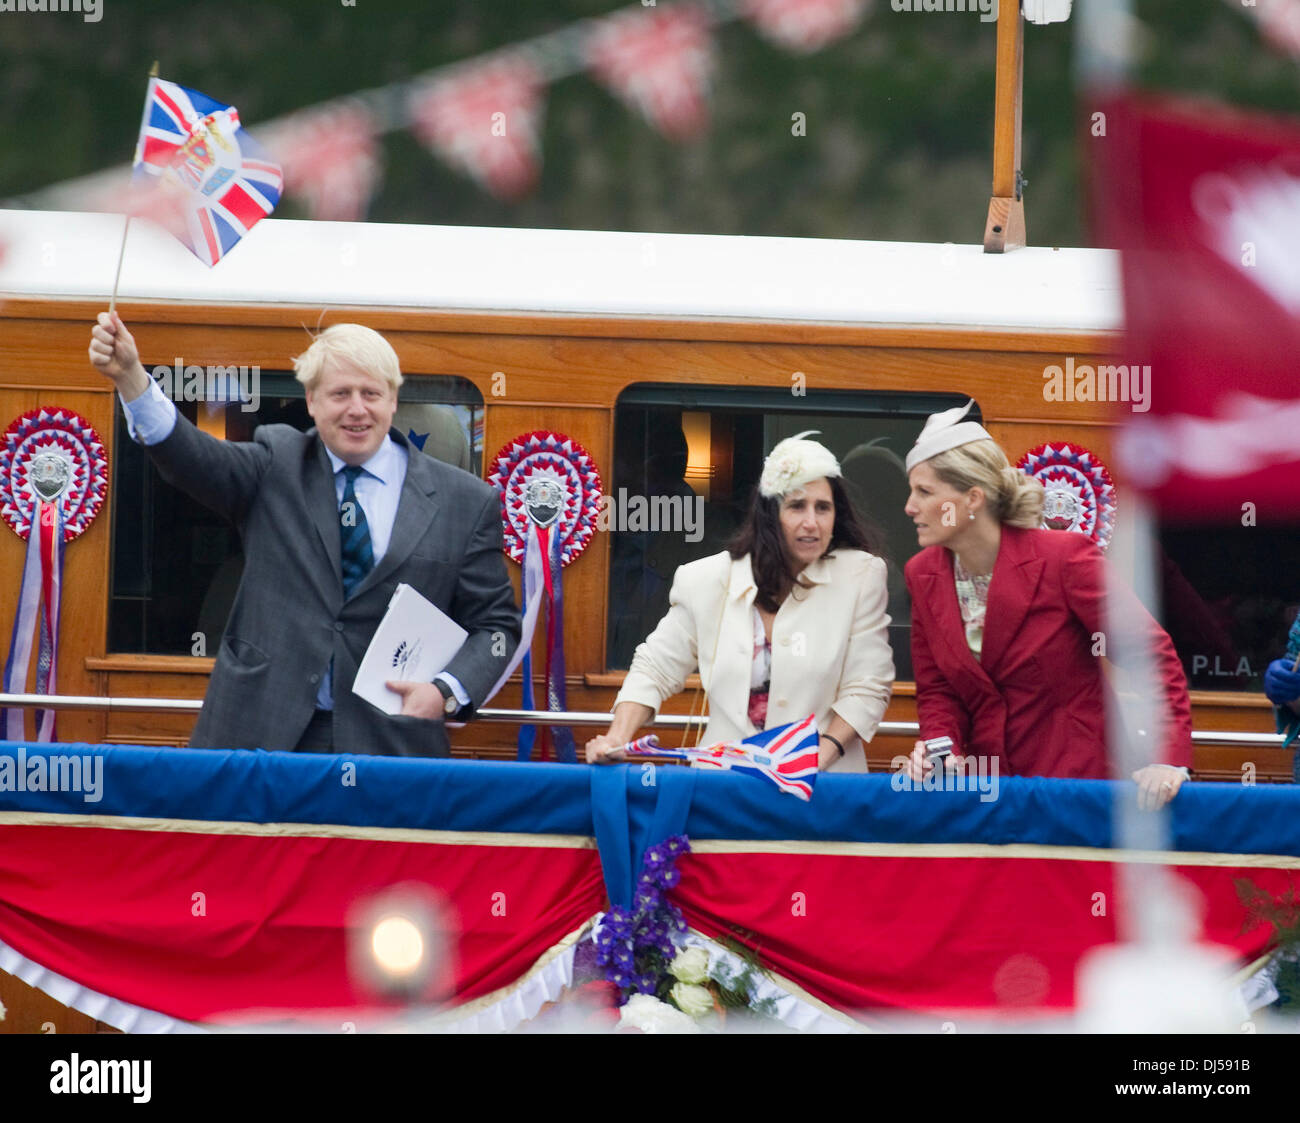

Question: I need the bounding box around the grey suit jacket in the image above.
[146,415,521,756]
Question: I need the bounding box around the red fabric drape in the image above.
[0,824,603,1022]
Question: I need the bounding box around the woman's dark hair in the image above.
[726,475,879,612]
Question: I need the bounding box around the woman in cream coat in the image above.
[586,434,895,772]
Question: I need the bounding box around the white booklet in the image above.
[352,583,467,715]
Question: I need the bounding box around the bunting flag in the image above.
[740,0,870,53]
[130,78,282,265]
[1093,96,1300,520]
[265,103,381,221]
[0,409,107,742]
[612,715,821,801]
[409,57,545,200]
[68,0,879,220]
[586,6,714,140]
[488,431,602,762]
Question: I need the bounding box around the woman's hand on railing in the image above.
[584,733,624,764]
[586,701,656,763]
[1132,764,1187,811]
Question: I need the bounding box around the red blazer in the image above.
[904,527,1193,779]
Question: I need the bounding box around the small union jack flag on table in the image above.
[609,714,822,801]
[131,78,282,266]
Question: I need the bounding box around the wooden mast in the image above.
[984,0,1027,253]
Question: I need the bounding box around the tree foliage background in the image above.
[1,0,1297,247]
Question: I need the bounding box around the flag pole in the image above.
[107,217,131,316]
[109,60,159,315]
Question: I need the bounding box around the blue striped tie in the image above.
[339,465,374,597]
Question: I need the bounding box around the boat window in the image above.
[108,371,483,656]
[1157,524,1300,695]
[606,385,975,678]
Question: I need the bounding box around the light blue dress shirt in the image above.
[120,381,469,712]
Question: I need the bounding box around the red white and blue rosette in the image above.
[488,431,602,763]
[0,408,108,741]
[489,430,602,567]
[1016,442,1116,551]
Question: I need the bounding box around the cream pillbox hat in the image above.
[905,401,993,473]
[759,431,841,498]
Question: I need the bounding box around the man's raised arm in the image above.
[88,311,152,403]
[88,312,268,522]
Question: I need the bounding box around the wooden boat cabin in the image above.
[0,208,1291,781]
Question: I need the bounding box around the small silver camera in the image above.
[924,736,954,765]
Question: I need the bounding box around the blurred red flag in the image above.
[1094,96,1300,521]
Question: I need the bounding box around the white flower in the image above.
[758,434,840,498]
[617,993,701,1034]
[668,946,710,985]
[670,981,715,1019]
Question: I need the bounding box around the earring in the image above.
[968,512,975,521]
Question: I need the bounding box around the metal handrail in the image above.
[0,691,1289,746]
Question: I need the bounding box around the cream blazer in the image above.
[614,549,895,773]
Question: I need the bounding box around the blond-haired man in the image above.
[89,312,519,756]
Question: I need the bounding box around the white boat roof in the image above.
[0,208,1121,332]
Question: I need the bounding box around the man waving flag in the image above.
[131,77,282,266]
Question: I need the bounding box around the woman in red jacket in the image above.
[901,403,1192,808]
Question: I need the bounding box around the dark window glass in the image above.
[606,385,975,677]
[1157,524,1300,693]
[109,370,483,655]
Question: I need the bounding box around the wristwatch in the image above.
[434,678,460,717]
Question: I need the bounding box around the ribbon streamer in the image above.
[543,525,577,762]
[518,524,578,762]
[490,430,601,764]
[2,502,64,741]
[516,526,542,761]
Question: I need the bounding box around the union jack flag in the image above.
[131,78,282,266]
[612,714,821,801]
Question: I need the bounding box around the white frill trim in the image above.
[0,925,595,1035]
[677,928,866,1033]
[0,920,865,1034]
[430,918,595,1033]
[0,936,205,1034]
[585,913,865,1033]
